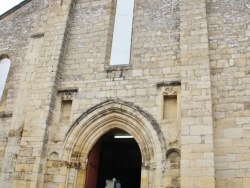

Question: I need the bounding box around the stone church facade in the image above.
[0,0,249,187]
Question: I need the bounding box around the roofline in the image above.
[0,0,32,20]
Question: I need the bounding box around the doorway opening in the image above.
[85,129,142,188]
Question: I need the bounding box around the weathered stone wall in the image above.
[0,0,249,187]
[207,0,250,187]
[180,0,215,187]
[45,0,181,187]
[57,0,181,144]
[0,1,50,187]
[0,114,11,173]
[0,0,47,111]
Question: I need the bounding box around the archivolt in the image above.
[60,99,166,166]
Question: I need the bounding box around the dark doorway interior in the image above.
[86,129,142,188]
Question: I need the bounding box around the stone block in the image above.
[243,178,250,187]
[194,177,215,187]
[190,125,213,135]
[224,128,243,139]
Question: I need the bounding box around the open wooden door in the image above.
[85,141,100,188]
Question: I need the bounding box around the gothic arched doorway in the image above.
[85,129,142,188]
[60,100,166,188]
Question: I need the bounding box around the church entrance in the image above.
[85,129,142,188]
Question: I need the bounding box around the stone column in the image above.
[180,0,215,187]
[12,0,74,187]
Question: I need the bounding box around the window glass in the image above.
[0,58,11,100]
[110,0,135,65]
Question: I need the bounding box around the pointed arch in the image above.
[62,99,166,161]
[60,99,166,188]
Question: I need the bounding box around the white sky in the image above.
[0,0,24,15]
[0,59,11,99]
[110,0,134,65]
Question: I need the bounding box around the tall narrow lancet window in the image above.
[0,58,11,100]
[110,0,135,65]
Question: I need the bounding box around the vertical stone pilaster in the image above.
[1,34,45,188]
[11,0,74,187]
[180,0,215,187]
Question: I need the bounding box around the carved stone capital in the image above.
[163,86,181,96]
[62,92,75,100]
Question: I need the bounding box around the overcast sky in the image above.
[0,0,24,15]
